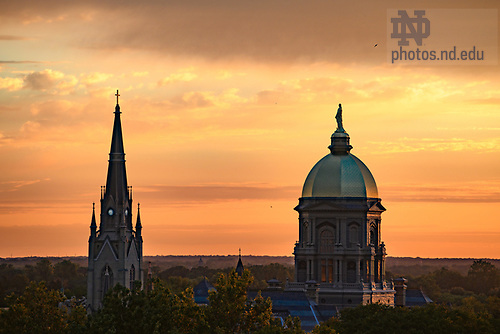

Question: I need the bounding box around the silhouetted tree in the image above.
[467,260,500,294]
[0,281,86,334]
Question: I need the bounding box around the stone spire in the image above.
[90,203,97,231]
[236,248,244,276]
[329,103,352,155]
[105,90,129,204]
[135,203,142,232]
[88,92,143,312]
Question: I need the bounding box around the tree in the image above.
[0,263,29,307]
[206,270,303,334]
[467,260,500,295]
[88,280,203,334]
[90,270,304,333]
[0,281,68,334]
[312,317,339,334]
[322,302,495,334]
[205,270,255,333]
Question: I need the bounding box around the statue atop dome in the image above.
[335,103,345,133]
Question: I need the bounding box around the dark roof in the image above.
[193,278,215,305]
[248,290,329,332]
[405,289,433,307]
[267,278,281,284]
[236,255,244,276]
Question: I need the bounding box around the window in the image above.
[349,225,358,247]
[129,264,136,289]
[321,259,334,283]
[101,265,113,299]
[319,230,334,253]
[321,259,326,282]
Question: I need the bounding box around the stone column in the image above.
[368,258,374,283]
[356,259,361,283]
[338,259,343,283]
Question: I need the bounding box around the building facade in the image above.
[289,104,394,307]
[87,94,144,311]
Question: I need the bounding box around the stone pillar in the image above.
[338,259,343,283]
[380,257,386,281]
[369,258,374,282]
[311,220,315,244]
[356,259,361,283]
[393,277,407,307]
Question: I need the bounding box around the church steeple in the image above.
[87,92,144,312]
[104,90,129,205]
[236,249,244,276]
[90,202,97,233]
[135,203,142,231]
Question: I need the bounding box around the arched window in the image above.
[349,225,358,247]
[130,264,136,289]
[319,230,334,253]
[101,265,113,299]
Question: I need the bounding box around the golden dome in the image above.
[301,153,378,198]
[301,104,378,199]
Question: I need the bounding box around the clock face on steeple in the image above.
[107,208,114,216]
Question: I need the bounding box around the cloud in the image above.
[0,69,79,94]
[8,99,107,145]
[468,97,500,105]
[0,179,49,192]
[19,121,41,134]
[23,69,65,90]
[369,137,500,154]
[0,132,13,146]
[0,35,31,40]
[381,181,500,203]
[167,88,247,110]
[135,183,298,204]
[56,75,78,95]
[0,0,391,64]
[170,91,214,108]
[158,71,197,86]
[0,61,43,63]
[0,77,24,91]
[132,71,149,77]
[80,72,113,85]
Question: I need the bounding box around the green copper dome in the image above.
[301,103,379,199]
[301,153,378,198]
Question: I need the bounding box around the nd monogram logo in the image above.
[391,10,430,46]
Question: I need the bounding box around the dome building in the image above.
[289,104,395,307]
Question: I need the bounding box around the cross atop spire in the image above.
[106,91,128,205]
[115,90,120,105]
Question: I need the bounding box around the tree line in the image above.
[388,259,500,307]
[0,259,499,333]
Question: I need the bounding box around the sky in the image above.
[0,0,499,259]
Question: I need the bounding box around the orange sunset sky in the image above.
[0,0,499,259]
